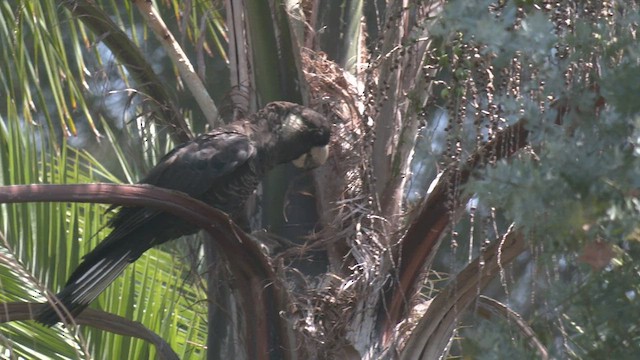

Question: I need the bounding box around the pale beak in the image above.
[292,145,329,169]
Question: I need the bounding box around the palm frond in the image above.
[0,75,207,360]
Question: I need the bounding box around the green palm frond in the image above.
[0,102,208,358]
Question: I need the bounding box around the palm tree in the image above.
[3,1,638,359]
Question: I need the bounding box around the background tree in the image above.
[1,0,639,359]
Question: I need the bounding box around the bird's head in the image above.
[254,102,331,169]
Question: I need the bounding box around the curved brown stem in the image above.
[382,121,529,342]
[0,303,179,360]
[0,183,293,359]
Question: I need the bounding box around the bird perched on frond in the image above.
[36,101,331,325]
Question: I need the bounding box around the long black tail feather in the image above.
[36,249,133,326]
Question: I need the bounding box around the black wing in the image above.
[102,130,255,250]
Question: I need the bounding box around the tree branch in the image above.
[400,228,527,359]
[0,303,179,360]
[382,120,529,339]
[476,296,549,360]
[0,183,293,359]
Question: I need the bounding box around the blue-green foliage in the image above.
[430,0,640,357]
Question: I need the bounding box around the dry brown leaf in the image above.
[578,241,614,271]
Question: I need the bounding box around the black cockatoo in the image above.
[36,101,331,325]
